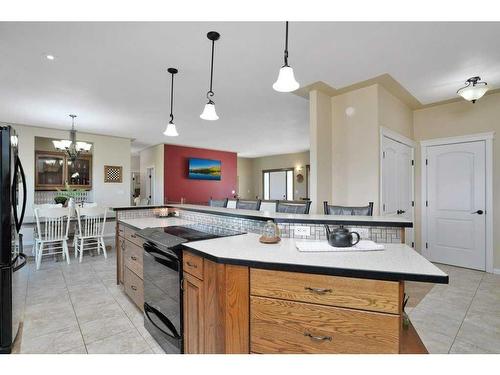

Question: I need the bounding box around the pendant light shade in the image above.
[165,67,179,137]
[163,121,179,137]
[273,66,300,92]
[457,76,489,103]
[200,31,220,121]
[200,102,219,121]
[273,22,300,93]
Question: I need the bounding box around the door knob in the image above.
[472,210,484,215]
[397,209,406,214]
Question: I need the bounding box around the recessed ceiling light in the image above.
[45,54,55,61]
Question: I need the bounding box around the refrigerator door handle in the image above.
[11,156,26,233]
[17,156,27,230]
[13,253,27,272]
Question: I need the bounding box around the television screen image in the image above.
[188,158,221,180]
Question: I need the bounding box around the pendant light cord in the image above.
[170,71,175,122]
[284,21,289,67]
[207,39,215,101]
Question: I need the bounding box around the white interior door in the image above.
[269,171,287,200]
[426,141,486,270]
[264,170,294,200]
[381,136,414,245]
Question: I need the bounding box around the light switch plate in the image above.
[294,226,311,237]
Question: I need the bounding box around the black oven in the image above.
[143,242,183,353]
[139,224,243,354]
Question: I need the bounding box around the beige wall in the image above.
[245,151,310,200]
[237,157,255,198]
[317,84,414,215]
[413,92,500,268]
[331,85,380,211]
[237,151,310,200]
[139,144,164,205]
[309,90,333,213]
[378,85,414,139]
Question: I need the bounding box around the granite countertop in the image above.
[184,233,448,284]
[113,203,413,227]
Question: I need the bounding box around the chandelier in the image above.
[52,114,92,162]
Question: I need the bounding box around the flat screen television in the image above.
[188,158,221,180]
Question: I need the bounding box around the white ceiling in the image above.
[0,22,499,157]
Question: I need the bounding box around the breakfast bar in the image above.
[113,204,447,354]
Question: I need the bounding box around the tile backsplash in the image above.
[118,207,403,244]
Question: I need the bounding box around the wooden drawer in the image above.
[250,269,401,314]
[124,240,143,279]
[124,267,144,311]
[250,296,400,354]
[123,225,144,248]
[183,251,204,280]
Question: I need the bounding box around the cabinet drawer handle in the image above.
[304,332,332,341]
[304,287,332,294]
[131,234,137,238]
[186,261,197,268]
[131,285,137,291]
[131,256,137,261]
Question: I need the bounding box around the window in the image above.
[263,169,294,200]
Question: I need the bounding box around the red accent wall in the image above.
[163,144,237,204]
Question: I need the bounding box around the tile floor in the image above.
[17,249,165,354]
[407,263,500,354]
[15,247,500,354]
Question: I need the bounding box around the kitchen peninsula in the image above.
[113,204,447,354]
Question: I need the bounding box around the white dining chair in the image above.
[34,207,71,270]
[32,203,63,256]
[74,206,108,262]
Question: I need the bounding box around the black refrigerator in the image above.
[0,125,28,354]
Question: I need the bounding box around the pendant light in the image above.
[200,31,220,121]
[164,67,179,137]
[273,21,300,92]
[457,76,489,103]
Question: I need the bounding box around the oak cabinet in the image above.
[116,224,144,311]
[183,272,205,354]
[182,251,249,354]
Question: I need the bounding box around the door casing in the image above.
[420,132,494,273]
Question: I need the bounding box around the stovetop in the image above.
[136,224,244,250]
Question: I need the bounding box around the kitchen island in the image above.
[113,206,446,354]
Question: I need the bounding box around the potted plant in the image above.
[55,183,85,213]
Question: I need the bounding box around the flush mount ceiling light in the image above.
[53,114,92,162]
[164,67,179,137]
[273,21,300,93]
[457,76,489,103]
[200,31,220,121]
[45,54,55,60]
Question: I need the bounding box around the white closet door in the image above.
[269,171,287,200]
[381,136,414,246]
[426,141,486,270]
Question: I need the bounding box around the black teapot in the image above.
[325,225,360,247]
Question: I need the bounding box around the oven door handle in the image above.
[143,243,179,271]
[144,302,181,340]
